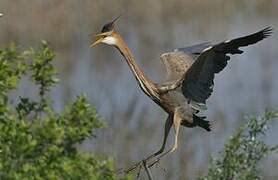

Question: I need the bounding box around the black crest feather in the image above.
[101,14,122,33]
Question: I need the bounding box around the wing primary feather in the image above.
[182,27,272,104]
[215,27,273,54]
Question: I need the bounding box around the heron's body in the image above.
[91,17,272,169]
[116,33,204,124]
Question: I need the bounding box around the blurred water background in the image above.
[0,0,278,179]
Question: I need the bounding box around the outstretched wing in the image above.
[160,42,211,81]
[176,42,211,55]
[182,27,272,104]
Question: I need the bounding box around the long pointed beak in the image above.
[90,34,106,48]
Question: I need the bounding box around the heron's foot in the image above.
[124,150,163,173]
[123,149,174,179]
[147,145,178,168]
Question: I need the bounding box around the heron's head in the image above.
[90,15,121,48]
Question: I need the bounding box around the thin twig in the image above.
[125,150,169,175]
[136,164,142,179]
[148,157,161,168]
[143,160,153,180]
[124,161,142,173]
[125,155,156,173]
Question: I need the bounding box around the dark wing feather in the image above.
[182,27,272,104]
[176,42,211,55]
[215,27,272,54]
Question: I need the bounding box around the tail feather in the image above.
[190,101,207,111]
[193,114,211,131]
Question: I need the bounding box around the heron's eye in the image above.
[101,22,114,33]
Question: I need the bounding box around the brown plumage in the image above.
[90,17,272,169]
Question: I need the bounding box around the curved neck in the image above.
[114,34,158,97]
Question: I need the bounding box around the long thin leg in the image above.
[125,114,173,173]
[169,109,182,153]
[154,114,173,155]
[147,108,182,167]
[144,114,173,161]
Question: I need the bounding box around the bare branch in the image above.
[143,160,153,180]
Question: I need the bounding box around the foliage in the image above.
[1,41,276,180]
[0,42,129,180]
[200,110,278,180]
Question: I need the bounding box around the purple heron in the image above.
[90,16,272,169]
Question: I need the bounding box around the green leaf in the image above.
[0,42,128,180]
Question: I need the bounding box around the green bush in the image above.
[200,110,278,180]
[0,42,128,180]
